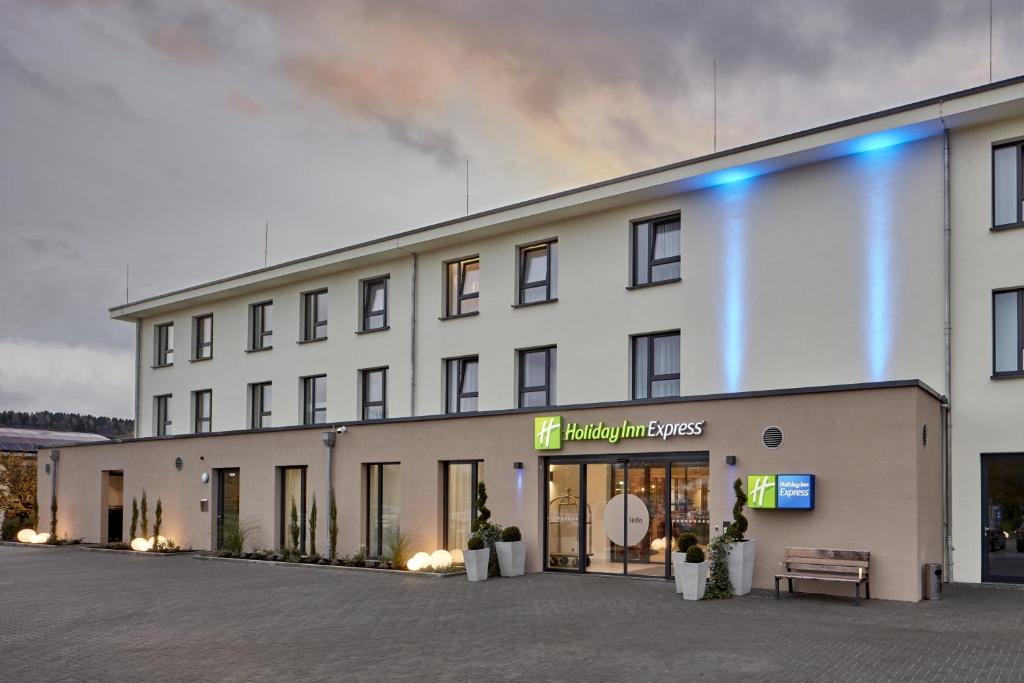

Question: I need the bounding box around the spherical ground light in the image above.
[450,548,464,565]
[131,537,151,552]
[408,551,432,571]
[430,549,453,570]
[16,528,36,543]
[31,532,50,544]
[147,535,169,550]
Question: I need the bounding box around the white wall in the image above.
[950,116,1024,583]
[135,136,947,436]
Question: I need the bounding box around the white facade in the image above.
[113,78,1024,586]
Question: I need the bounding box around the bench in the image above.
[774,547,870,605]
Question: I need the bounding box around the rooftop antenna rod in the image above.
[264,221,269,268]
[990,0,994,83]
[713,57,718,152]
[125,264,129,304]
[465,159,470,215]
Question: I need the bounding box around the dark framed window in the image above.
[250,301,273,350]
[250,382,272,429]
[518,346,556,408]
[279,466,306,553]
[994,288,1024,376]
[361,276,388,331]
[365,463,400,558]
[193,389,212,433]
[302,374,327,425]
[445,256,480,317]
[518,240,557,304]
[302,290,327,341]
[632,214,681,286]
[154,394,172,436]
[445,356,479,414]
[361,367,387,420]
[994,142,1024,228]
[632,332,680,399]
[154,322,174,366]
[443,460,483,549]
[192,314,213,360]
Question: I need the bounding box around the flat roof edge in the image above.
[55,379,941,450]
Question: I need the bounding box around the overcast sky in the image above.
[1,0,1021,419]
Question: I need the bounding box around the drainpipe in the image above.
[321,430,337,558]
[410,252,418,417]
[942,124,954,582]
[134,319,142,438]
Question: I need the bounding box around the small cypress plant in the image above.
[140,491,149,539]
[725,478,748,543]
[49,495,57,537]
[130,497,139,539]
[328,496,338,561]
[309,495,318,557]
[31,490,39,530]
[154,499,163,548]
[289,499,300,551]
[471,481,491,532]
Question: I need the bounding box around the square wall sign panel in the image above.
[776,474,815,510]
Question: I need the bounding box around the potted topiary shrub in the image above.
[673,544,708,600]
[464,535,490,582]
[725,478,756,596]
[495,526,526,577]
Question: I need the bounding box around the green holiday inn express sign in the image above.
[534,415,706,450]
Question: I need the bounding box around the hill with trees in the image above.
[0,411,134,438]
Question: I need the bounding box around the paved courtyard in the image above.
[3,546,1024,682]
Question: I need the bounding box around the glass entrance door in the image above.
[545,455,709,578]
[216,468,240,550]
[982,454,1024,583]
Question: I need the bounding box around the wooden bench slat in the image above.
[785,547,869,562]
[785,556,870,568]
[776,571,866,583]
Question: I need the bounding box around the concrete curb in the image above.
[78,547,198,558]
[0,541,68,549]
[194,553,467,578]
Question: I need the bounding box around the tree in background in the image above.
[0,410,133,438]
[0,453,36,525]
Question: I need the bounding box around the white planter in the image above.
[464,547,490,582]
[727,539,756,596]
[495,540,526,577]
[672,552,708,600]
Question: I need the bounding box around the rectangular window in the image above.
[361,367,387,420]
[192,314,213,360]
[361,277,388,331]
[518,346,556,408]
[633,214,681,286]
[445,356,479,414]
[518,240,557,304]
[155,323,174,366]
[994,289,1024,375]
[366,463,400,558]
[250,301,273,350]
[154,395,172,436]
[302,290,327,341]
[632,332,681,399]
[250,382,272,429]
[994,143,1023,228]
[446,256,480,316]
[193,389,212,433]
[279,466,306,553]
[444,461,483,550]
[302,375,327,425]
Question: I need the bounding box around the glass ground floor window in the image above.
[443,460,483,551]
[982,453,1024,583]
[545,454,709,578]
[366,463,400,558]
[279,466,306,553]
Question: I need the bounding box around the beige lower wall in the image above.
[37,383,942,602]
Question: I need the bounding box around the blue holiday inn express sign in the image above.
[748,474,815,510]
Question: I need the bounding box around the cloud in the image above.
[0,339,133,418]
[226,90,266,118]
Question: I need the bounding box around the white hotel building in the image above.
[37,77,1024,601]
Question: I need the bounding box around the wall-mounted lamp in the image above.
[201,471,210,484]
[513,462,524,470]
[726,455,737,466]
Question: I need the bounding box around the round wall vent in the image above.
[762,426,784,449]
[922,425,928,448]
